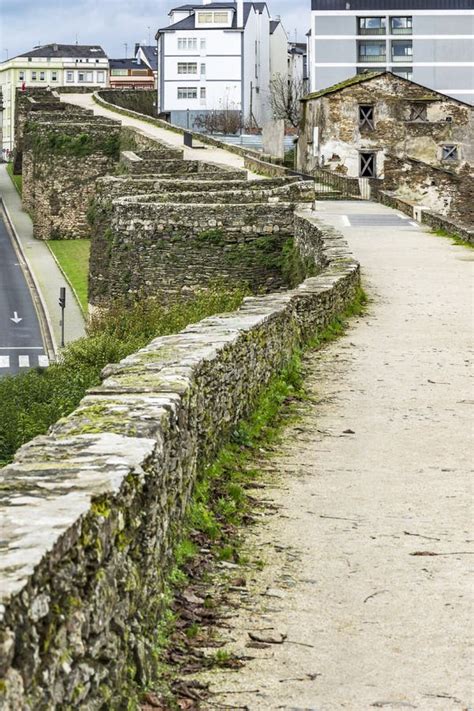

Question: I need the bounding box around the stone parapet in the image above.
[0,210,360,709]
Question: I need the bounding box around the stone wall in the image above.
[380,153,474,226]
[376,189,474,244]
[89,199,297,304]
[0,210,360,710]
[22,116,121,239]
[98,89,156,117]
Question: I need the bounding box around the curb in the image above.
[0,196,58,361]
[46,242,88,319]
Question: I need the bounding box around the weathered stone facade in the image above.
[0,210,360,710]
[297,71,474,223]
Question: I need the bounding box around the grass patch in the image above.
[6,163,22,195]
[433,228,473,250]
[145,285,367,702]
[0,285,246,468]
[47,240,91,313]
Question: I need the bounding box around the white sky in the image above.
[1,0,310,61]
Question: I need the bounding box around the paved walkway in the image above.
[0,165,85,348]
[203,201,473,710]
[60,93,262,178]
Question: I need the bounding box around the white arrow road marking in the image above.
[10,312,23,324]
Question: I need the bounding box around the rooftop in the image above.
[301,70,471,107]
[16,44,107,60]
[158,1,269,32]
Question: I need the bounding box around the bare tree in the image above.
[193,109,241,135]
[269,74,305,128]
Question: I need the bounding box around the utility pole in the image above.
[59,287,66,348]
[124,43,128,58]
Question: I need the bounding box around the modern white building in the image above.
[156,0,279,129]
[309,1,474,105]
[0,44,108,156]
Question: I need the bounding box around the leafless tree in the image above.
[269,74,305,128]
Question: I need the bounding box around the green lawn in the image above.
[6,163,22,195]
[47,240,91,314]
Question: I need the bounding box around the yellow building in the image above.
[0,44,109,157]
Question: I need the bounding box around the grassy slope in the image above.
[6,163,22,195]
[47,240,91,313]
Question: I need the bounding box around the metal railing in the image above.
[311,167,366,200]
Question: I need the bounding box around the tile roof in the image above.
[17,44,107,59]
[137,45,158,71]
[159,1,268,32]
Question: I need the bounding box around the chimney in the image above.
[237,0,244,27]
[53,43,58,52]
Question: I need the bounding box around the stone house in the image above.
[297,71,474,179]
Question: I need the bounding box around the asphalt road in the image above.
[0,211,48,377]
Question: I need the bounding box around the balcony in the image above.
[391,17,413,35]
[358,41,386,64]
[358,17,386,35]
[391,40,413,63]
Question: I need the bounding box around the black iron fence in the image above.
[310,167,370,200]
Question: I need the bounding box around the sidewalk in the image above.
[0,165,85,348]
[60,93,263,178]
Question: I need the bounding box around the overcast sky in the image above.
[1,0,310,61]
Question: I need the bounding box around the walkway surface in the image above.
[0,165,85,349]
[60,93,262,178]
[203,201,473,710]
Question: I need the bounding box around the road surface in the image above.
[0,211,48,376]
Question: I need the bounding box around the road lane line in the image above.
[0,346,43,350]
[341,216,351,226]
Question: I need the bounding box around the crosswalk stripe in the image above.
[19,355,30,368]
[38,355,49,367]
[0,355,50,370]
[0,356,9,368]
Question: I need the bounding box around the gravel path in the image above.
[202,202,473,711]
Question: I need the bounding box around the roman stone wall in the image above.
[89,200,296,305]
[0,210,360,710]
[22,118,122,239]
[380,153,474,226]
[98,89,156,117]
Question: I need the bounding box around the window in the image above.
[359,152,377,178]
[177,87,197,99]
[392,67,413,80]
[391,17,412,34]
[111,69,128,76]
[78,71,85,82]
[359,104,375,130]
[39,71,45,81]
[97,71,105,82]
[357,66,385,74]
[200,63,206,75]
[358,41,386,62]
[178,37,197,51]
[200,38,206,51]
[392,40,413,62]
[200,87,206,100]
[358,17,386,35]
[51,71,58,82]
[31,71,37,81]
[178,62,197,74]
[19,71,25,81]
[409,103,427,122]
[66,71,74,82]
[442,145,459,161]
[131,69,149,76]
[197,10,228,23]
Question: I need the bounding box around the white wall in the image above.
[270,24,289,80]
[162,29,242,112]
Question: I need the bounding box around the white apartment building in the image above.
[0,44,108,156]
[310,1,474,105]
[156,1,280,129]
